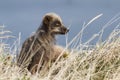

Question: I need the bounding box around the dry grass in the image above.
[0,14,120,80]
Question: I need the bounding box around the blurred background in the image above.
[0,0,120,46]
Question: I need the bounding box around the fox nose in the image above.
[61,26,69,34]
[64,28,69,33]
[66,29,69,33]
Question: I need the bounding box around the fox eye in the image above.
[55,23,60,26]
[53,21,61,27]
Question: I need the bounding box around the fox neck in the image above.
[36,25,56,45]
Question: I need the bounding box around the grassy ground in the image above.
[0,14,120,80]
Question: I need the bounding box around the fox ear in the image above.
[43,15,52,25]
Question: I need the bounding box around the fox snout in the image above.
[60,26,69,34]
